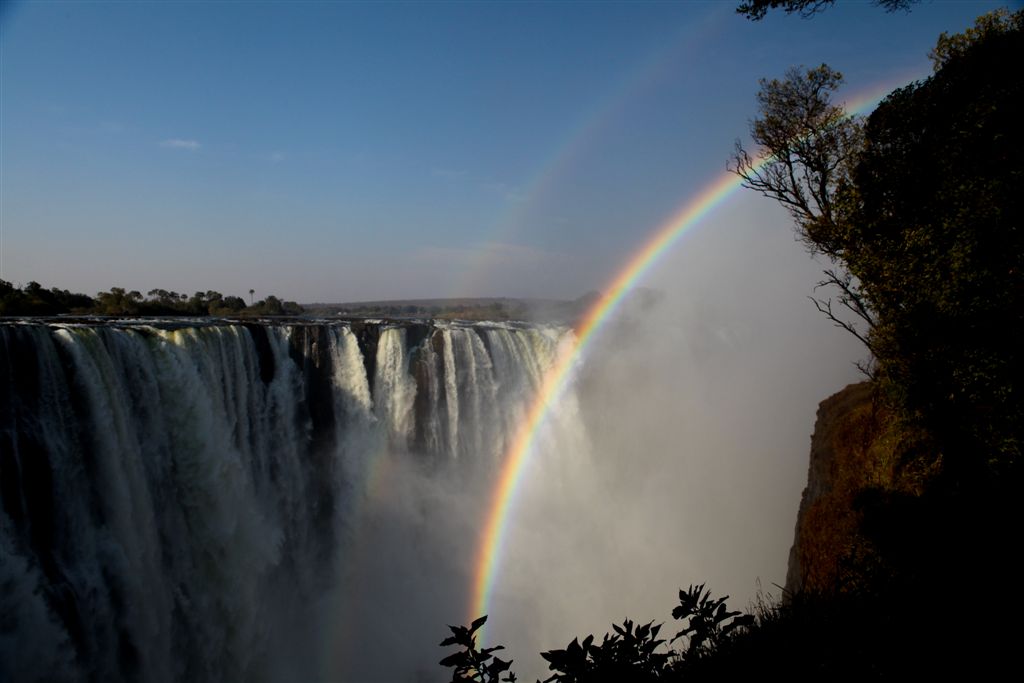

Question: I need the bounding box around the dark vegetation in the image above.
[304,298,531,321]
[2,283,602,324]
[443,8,1023,681]
[736,0,918,21]
[0,280,303,317]
[732,9,1023,480]
[303,293,601,324]
[440,587,754,683]
[0,279,94,315]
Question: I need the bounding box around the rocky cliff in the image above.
[784,382,911,595]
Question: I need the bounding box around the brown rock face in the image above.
[784,382,907,596]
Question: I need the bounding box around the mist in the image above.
[312,196,865,682]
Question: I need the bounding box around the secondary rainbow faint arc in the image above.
[469,76,915,640]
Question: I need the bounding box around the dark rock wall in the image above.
[784,382,901,595]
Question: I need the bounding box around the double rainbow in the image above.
[469,75,916,641]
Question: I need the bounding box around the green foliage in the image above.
[732,64,863,256]
[839,9,1023,475]
[734,9,1024,475]
[438,615,516,683]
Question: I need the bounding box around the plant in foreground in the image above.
[671,583,755,659]
[442,586,754,682]
[539,619,670,683]
[439,615,516,683]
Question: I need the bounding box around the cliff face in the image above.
[784,382,905,595]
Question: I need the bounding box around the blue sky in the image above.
[0,0,1008,302]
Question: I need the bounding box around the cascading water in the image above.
[0,319,576,683]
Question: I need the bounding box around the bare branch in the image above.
[731,65,862,249]
[810,296,871,348]
[732,64,875,357]
[818,268,874,327]
[737,0,919,22]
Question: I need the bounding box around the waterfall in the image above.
[0,319,574,683]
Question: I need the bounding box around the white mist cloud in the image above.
[324,449,490,682]
[319,198,867,683]
[159,138,201,151]
[457,200,867,681]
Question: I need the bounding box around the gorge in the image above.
[1,319,582,682]
[1,307,860,682]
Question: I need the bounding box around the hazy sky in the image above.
[0,0,1006,302]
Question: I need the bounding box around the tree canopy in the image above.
[733,8,1023,476]
[0,279,95,315]
[845,10,1023,474]
[730,64,870,353]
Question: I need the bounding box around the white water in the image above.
[0,320,571,683]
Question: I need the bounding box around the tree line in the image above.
[0,280,303,317]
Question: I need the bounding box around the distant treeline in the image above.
[0,280,303,317]
[305,292,606,324]
[306,299,529,321]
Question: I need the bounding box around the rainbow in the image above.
[469,75,917,642]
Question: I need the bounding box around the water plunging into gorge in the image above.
[0,320,582,682]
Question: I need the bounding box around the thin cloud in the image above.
[160,138,201,151]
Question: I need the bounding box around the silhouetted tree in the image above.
[730,64,872,358]
[730,21,1023,677]
[736,0,918,21]
[93,287,144,315]
[0,279,94,315]
[840,9,1023,475]
[733,9,1023,473]
[221,295,247,312]
[262,295,283,315]
[281,300,304,315]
